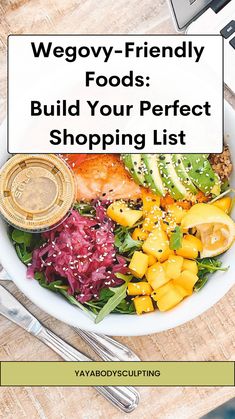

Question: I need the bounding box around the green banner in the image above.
[1,362,234,386]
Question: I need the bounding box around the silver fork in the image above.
[73,328,140,362]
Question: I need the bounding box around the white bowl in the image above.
[0,102,235,336]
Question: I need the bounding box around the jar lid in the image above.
[0,154,75,232]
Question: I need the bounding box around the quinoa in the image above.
[209,145,232,181]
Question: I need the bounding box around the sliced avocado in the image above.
[211,174,221,196]
[158,154,187,200]
[122,154,146,186]
[142,154,165,196]
[172,154,198,194]
[181,154,216,195]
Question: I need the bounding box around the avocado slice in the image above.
[122,154,146,186]
[172,154,198,195]
[211,174,221,196]
[142,154,165,196]
[181,154,216,195]
[158,154,187,200]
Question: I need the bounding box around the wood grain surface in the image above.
[0,1,235,418]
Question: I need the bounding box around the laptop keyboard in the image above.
[229,36,235,48]
[220,20,235,38]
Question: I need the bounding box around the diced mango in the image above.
[184,234,203,252]
[132,228,148,241]
[163,255,184,279]
[134,296,154,315]
[142,206,162,232]
[212,197,232,214]
[142,227,170,262]
[182,259,198,275]
[176,238,198,259]
[161,216,177,235]
[157,287,183,311]
[107,201,143,227]
[129,251,149,278]
[127,282,152,296]
[148,254,157,266]
[166,204,187,224]
[142,191,160,214]
[151,281,175,301]
[146,262,170,290]
[173,270,198,295]
[174,284,190,298]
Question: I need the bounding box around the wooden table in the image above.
[0,1,235,418]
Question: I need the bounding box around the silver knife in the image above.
[0,269,140,362]
[0,285,139,413]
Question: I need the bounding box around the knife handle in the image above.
[37,327,139,413]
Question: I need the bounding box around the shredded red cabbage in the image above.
[27,203,127,302]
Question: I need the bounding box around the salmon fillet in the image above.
[64,154,143,201]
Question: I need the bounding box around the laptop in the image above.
[168,0,235,93]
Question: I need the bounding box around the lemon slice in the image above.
[181,203,235,258]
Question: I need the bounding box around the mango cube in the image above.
[142,191,160,214]
[142,206,162,232]
[146,262,170,290]
[127,282,152,296]
[184,234,203,252]
[157,287,183,311]
[163,255,184,279]
[173,270,198,294]
[151,281,174,301]
[107,201,143,227]
[134,296,154,315]
[142,227,170,262]
[132,228,148,241]
[129,251,149,278]
[174,285,190,299]
[166,204,186,224]
[212,197,232,214]
[148,254,157,266]
[176,238,198,259]
[182,259,198,275]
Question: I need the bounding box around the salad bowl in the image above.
[0,102,234,336]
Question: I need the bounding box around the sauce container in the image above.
[0,154,75,232]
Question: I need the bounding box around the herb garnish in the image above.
[114,225,142,256]
[94,274,133,323]
[169,226,183,250]
[194,257,229,291]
